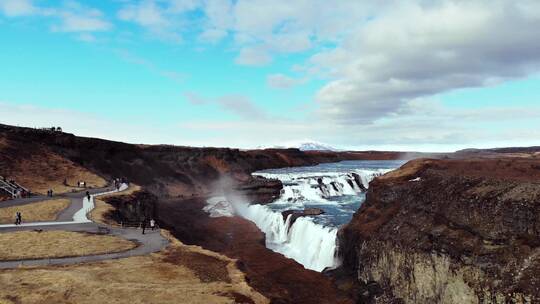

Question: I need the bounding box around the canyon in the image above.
[2,123,540,303]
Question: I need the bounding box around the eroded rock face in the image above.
[338,158,540,304]
[233,176,283,204]
[351,173,368,191]
[104,190,157,223]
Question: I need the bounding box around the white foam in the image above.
[254,169,388,204]
[204,196,234,217]
[233,199,338,271]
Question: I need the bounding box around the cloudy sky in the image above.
[1,0,539,151]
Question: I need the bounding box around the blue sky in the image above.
[1,0,539,152]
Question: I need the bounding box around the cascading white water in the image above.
[254,169,388,204]
[233,201,338,271]
[204,161,401,272]
[271,217,338,271]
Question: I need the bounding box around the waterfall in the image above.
[205,167,392,272]
[254,169,387,204]
[233,201,338,271]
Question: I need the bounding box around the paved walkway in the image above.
[0,186,117,209]
[0,185,169,269]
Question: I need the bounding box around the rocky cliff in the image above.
[0,123,409,199]
[103,190,157,223]
[338,157,540,303]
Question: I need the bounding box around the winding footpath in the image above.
[0,185,169,269]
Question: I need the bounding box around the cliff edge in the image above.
[339,157,540,304]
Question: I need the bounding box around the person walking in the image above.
[150,219,156,231]
[86,191,91,201]
[141,220,146,235]
[15,212,21,225]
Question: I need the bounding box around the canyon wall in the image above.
[338,158,540,303]
[0,124,408,198]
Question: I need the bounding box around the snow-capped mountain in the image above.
[257,142,339,151]
[297,142,338,151]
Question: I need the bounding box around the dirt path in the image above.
[0,186,169,269]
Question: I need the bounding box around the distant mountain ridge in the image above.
[258,142,340,151]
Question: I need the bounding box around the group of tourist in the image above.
[46,189,54,197]
[113,177,128,191]
[141,218,156,234]
[62,178,87,188]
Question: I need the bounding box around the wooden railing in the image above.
[120,221,142,228]
[120,221,159,229]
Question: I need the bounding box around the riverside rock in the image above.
[282,208,325,226]
[338,157,540,303]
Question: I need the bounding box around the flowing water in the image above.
[205,160,404,271]
[245,160,404,271]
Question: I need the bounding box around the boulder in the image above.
[282,208,325,226]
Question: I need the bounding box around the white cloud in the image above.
[114,49,187,84]
[0,0,111,34]
[2,97,539,152]
[53,10,111,32]
[168,0,201,13]
[200,0,233,37]
[114,1,378,63]
[267,74,305,89]
[176,99,540,151]
[183,92,269,120]
[117,0,202,42]
[0,0,36,17]
[209,1,378,64]
[198,28,228,43]
[117,1,167,27]
[184,92,269,120]
[310,1,540,123]
[76,33,96,42]
[235,46,272,66]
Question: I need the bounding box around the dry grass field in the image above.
[0,140,107,195]
[0,230,136,261]
[0,231,268,304]
[0,199,70,224]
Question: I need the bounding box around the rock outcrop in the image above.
[233,176,283,204]
[282,208,325,226]
[103,190,157,223]
[338,158,540,303]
